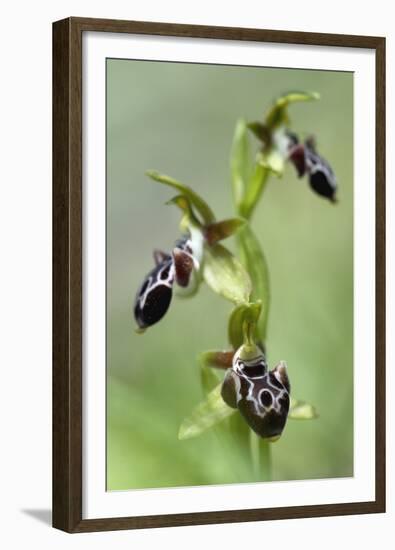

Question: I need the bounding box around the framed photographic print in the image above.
[52,17,386,532]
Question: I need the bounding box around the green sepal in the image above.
[200,363,223,395]
[146,170,216,225]
[228,301,262,349]
[204,217,246,245]
[203,243,252,305]
[166,195,202,232]
[178,383,236,440]
[265,91,320,131]
[236,226,270,341]
[289,398,319,420]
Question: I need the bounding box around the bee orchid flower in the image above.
[134,233,201,330]
[288,134,338,203]
[221,343,290,440]
[134,182,247,330]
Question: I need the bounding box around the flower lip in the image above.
[134,257,175,329]
[287,134,337,202]
[134,231,203,329]
[224,345,291,438]
[259,389,273,408]
[235,359,267,379]
[134,260,174,329]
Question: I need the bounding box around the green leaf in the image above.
[236,226,270,341]
[179,383,236,440]
[203,243,252,305]
[204,217,246,245]
[146,170,216,224]
[239,162,269,220]
[265,91,320,130]
[228,301,262,349]
[289,398,319,420]
[230,119,251,209]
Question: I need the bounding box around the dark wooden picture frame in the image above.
[53,17,386,533]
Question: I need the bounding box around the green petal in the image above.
[146,170,216,224]
[204,217,246,245]
[265,91,320,130]
[178,383,236,440]
[203,243,252,305]
[289,398,319,420]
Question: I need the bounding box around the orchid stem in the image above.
[231,122,273,482]
[249,430,271,481]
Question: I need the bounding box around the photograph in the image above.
[106,59,354,491]
[0,1,389,545]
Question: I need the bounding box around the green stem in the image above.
[230,124,273,482]
[238,225,272,480]
[249,430,271,481]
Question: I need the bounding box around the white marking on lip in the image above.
[138,261,175,309]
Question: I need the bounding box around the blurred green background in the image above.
[106,59,353,490]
